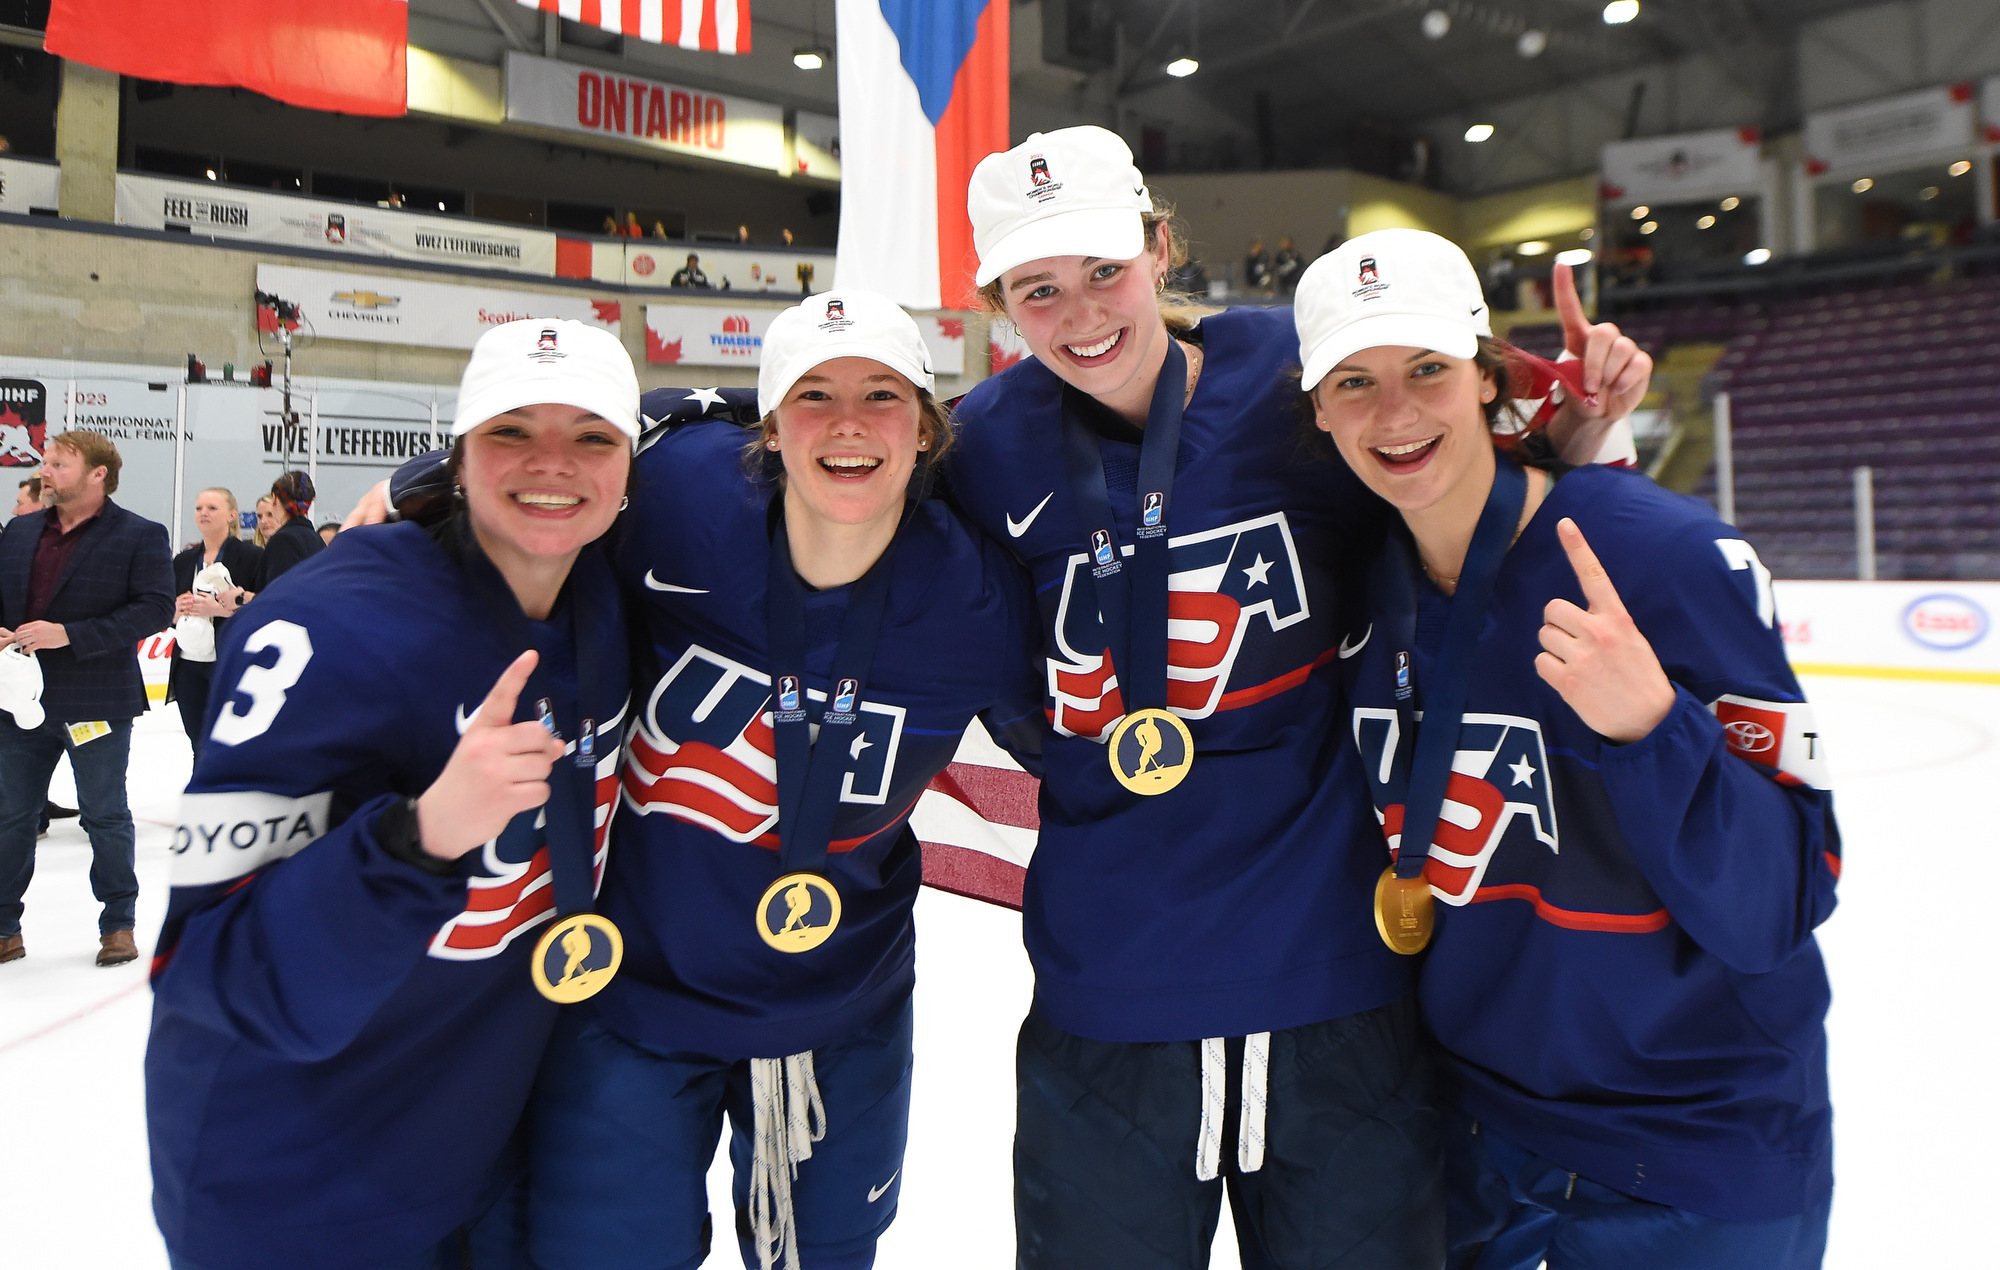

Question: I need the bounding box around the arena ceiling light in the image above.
[1422,9,1451,39]
[792,44,829,70]
[1555,248,1594,266]
[1851,177,1874,193]
[1744,248,1772,265]
[1697,214,1716,229]
[1602,0,1640,23]
[1720,195,1741,210]
[1639,220,1658,234]
[1464,123,1495,143]
[1629,205,1649,219]
[1951,160,1973,176]
[1517,29,1547,58]
[1166,57,1200,77]
[1516,240,1551,255]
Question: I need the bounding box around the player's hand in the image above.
[344,480,392,529]
[1544,262,1652,464]
[10,621,68,653]
[415,651,566,861]
[0,627,13,650]
[1535,519,1676,744]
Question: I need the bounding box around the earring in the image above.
[918,439,929,450]
[451,482,465,501]
[619,496,630,511]
[766,438,779,451]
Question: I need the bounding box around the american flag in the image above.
[516,0,751,53]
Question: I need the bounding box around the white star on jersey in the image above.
[1509,756,1537,787]
[1243,554,1273,588]
[685,387,728,410]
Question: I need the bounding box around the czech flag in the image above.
[833,0,1009,311]
[46,0,408,117]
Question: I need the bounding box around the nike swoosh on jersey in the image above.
[867,1170,900,1202]
[643,572,710,594]
[1337,623,1372,659]
[1006,492,1054,538]
[455,704,474,735]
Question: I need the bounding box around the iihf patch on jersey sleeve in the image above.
[1709,694,1832,789]
[171,789,334,886]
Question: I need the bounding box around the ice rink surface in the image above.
[2,673,1993,1269]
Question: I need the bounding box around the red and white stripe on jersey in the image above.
[912,720,1039,910]
[429,706,627,960]
[1709,693,1833,791]
[515,0,751,52]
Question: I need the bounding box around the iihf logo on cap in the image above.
[1092,529,1116,566]
[530,327,566,362]
[1025,153,1064,203]
[1353,256,1390,302]
[1029,155,1052,186]
[1142,492,1163,528]
[777,675,801,714]
[832,677,858,714]
[825,298,845,320]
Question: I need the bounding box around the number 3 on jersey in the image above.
[211,621,315,746]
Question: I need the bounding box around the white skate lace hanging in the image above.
[747,1050,826,1270]
[1195,1033,1271,1181]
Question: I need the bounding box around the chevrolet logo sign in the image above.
[331,290,400,309]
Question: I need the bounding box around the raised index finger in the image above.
[472,650,541,730]
[1553,262,1590,357]
[1555,518,1627,616]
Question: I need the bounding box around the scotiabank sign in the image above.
[504,52,786,174]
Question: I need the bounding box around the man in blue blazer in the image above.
[0,431,173,966]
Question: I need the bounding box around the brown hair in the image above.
[976,204,1218,336]
[1297,335,1553,463]
[198,486,242,539]
[18,475,40,499]
[745,386,955,486]
[270,470,315,523]
[46,429,121,495]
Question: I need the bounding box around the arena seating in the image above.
[1505,275,2000,580]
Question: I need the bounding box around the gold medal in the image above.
[530,913,624,1003]
[1106,707,1194,796]
[1373,866,1434,956]
[756,872,842,953]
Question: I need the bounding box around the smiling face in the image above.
[458,402,629,570]
[772,357,925,535]
[194,489,234,539]
[1311,345,1500,518]
[997,222,1174,418]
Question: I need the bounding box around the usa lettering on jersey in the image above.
[428,708,626,961]
[1048,512,1312,739]
[622,644,908,844]
[1352,708,1559,904]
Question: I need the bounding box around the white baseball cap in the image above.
[757,290,935,416]
[969,127,1154,287]
[1294,229,1492,392]
[453,318,640,441]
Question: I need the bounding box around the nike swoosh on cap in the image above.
[867,1170,900,1202]
[1006,492,1054,538]
[644,572,710,594]
[1337,623,1372,659]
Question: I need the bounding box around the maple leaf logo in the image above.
[646,329,684,365]
[937,318,965,339]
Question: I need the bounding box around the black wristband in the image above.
[375,796,458,877]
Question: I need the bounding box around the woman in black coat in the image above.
[255,470,323,591]
[171,487,263,756]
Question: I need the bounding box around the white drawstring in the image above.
[1238,1032,1269,1173]
[1195,1033,1271,1180]
[747,1050,827,1270]
[1195,1037,1227,1181]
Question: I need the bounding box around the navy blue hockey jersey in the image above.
[590,419,1045,1060]
[947,305,1411,1043]
[1344,462,1839,1222]
[145,521,628,1270]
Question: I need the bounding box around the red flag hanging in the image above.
[516,0,751,53]
[46,0,408,117]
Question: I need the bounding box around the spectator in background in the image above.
[602,215,621,237]
[652,220,671,239]
[1272,236,1304,294]
[170,487,262,761]
[0,134,12,153]
[253,495,278,548]
[735,224,749,242]
[623,213,644,239]
[254,470,322,593]
[13,475,43,518]
[782,228,795,246]
[1245,237,1273,291]
[671,253,709,289]
[318,521,341,546]
[0,429,174,967]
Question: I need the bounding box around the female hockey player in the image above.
[524,290,1043,1270]
[145,317,638,1270]
[1295,228,1837,1270]
[949,127,1639,1270]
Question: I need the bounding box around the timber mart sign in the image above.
[504,52,787,175]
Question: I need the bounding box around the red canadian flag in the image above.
[46,0,408,117]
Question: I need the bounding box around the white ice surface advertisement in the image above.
[255,263,621,351]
